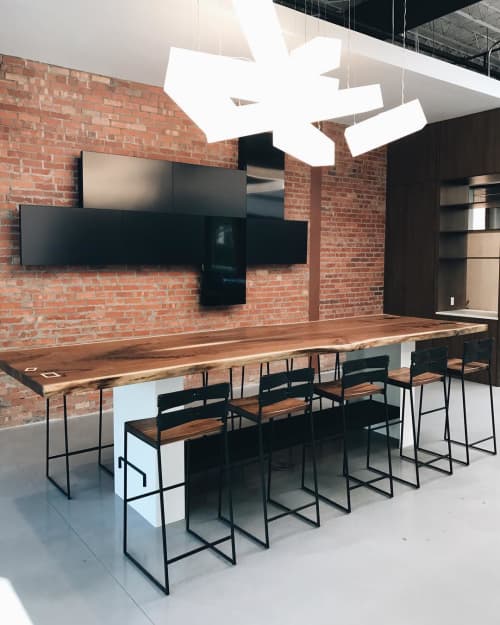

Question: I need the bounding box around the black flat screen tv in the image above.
[246,218,308,265]
[19,205,205,266]
[81,151,246,218]
[239,134,285,219]
[200,217,246,306]
[81,152,174,213]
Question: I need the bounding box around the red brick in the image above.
[0,55,386,427]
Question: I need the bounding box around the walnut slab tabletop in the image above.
[0,314,487,398]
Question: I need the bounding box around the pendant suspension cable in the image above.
[218,0,222,55]
[347,0,351,90]
[197,0,200,51]
[392,0,395,44]
[402,0,407,105]
[352,0,357,125]
[304,0,308,44]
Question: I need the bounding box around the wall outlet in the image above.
[450,296,455,306]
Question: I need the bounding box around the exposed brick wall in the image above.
[320,122,386,319]
[0,54,386,427]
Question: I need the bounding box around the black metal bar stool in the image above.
[300,352,341,410]
[46,389,113,499]
[122,382,235,595]
[202,367,246,430]
[226,367,320,548]
[445,337,497,465]
[387,346,452,488]
[312,355,393,512]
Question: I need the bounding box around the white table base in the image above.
[113,377,185,528]
[344,341,416,447]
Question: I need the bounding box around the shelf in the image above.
[440,202,500,210]
[436,309,498,321]
[440,229,500,234]
[439,256,499,260]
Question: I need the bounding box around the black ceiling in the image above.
[349,0,480,37]
[274,0,480,37]
[274,0,497,77]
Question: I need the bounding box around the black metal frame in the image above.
[311,355,394,512]
[223,367,320,549]
[387,346,453,489]
[444,338,497,466]
[123,382,236,595]
[46,389,113,499]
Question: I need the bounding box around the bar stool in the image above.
[303,352,341,410]
[122,382,235,595]
[313,355,393,512]
[226,367,320,548]
[387,346,452,488]
[445,337,497,465]
[46,389,113,499]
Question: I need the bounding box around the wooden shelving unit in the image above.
[438,177,500,318]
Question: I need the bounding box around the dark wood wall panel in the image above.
[385,107,500,385]
[439,113,489,179]
[387,125,439,184]
[404,182,440,317]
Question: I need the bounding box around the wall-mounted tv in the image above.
[19,152,308,306]
[81,151,246,218]
[200,217,246,306]
[81,152,173,213]
[239,133,285,219]
[246,218,308,265]
[19,205,205,266]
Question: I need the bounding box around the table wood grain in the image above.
[0,314,488,398]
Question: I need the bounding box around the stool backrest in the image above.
[410,346,448,379]
[341,355,389,392]
[463,337,493,365]
[258,367,314,409]
[156,383,230,434]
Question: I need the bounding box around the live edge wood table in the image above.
[0,314,487,526]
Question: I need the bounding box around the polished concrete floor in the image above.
[0,378,499,625]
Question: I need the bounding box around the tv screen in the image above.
[200,217,246,306]
[81,151,246,218]
[20,205,205,266]
[20,205,122,265]
[172,163,246,218]
[239,133,285,219]
[81,152,173,213]
[246,218,308,265]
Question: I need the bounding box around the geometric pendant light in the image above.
[164,0,427,166]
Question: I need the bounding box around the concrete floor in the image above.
[0,378,499,625]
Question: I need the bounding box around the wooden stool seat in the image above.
[388,367,443,387]
[127,417,223,446]
[228,396,308,421]
[447,358,489,375]
[314,381,383,401]
[123,382,235,595]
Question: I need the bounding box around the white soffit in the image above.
[0,0,500,124]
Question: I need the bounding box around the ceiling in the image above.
[407,1,500,75]
[276,1,500,76]
[1,0,500,125]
